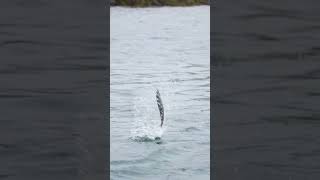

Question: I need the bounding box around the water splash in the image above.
[128,72,181,142]
[130,80,177,141]
[130,89,165,141]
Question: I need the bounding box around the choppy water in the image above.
[213,1,320,179]
[111,6,210,180]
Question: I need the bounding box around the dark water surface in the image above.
[0,1,108,180]
[213,1,320,179]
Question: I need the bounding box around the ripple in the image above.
[111,6,210,180]
[183,127,201,132]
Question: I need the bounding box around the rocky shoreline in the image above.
[110,0,210,6]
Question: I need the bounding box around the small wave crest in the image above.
[183,126,201,132]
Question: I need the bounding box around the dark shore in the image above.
[110,0,209,6]
[0,1,108,180]
[213,1,320,179]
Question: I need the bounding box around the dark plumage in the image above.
[156,89,164,127]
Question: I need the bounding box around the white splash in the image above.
[130,84,174,141]
[129,74,179,142]
[130,90,163,141]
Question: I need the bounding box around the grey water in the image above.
[111,6,210,180]
[0,1,108,179]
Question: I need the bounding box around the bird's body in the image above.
[156,89,164,127]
